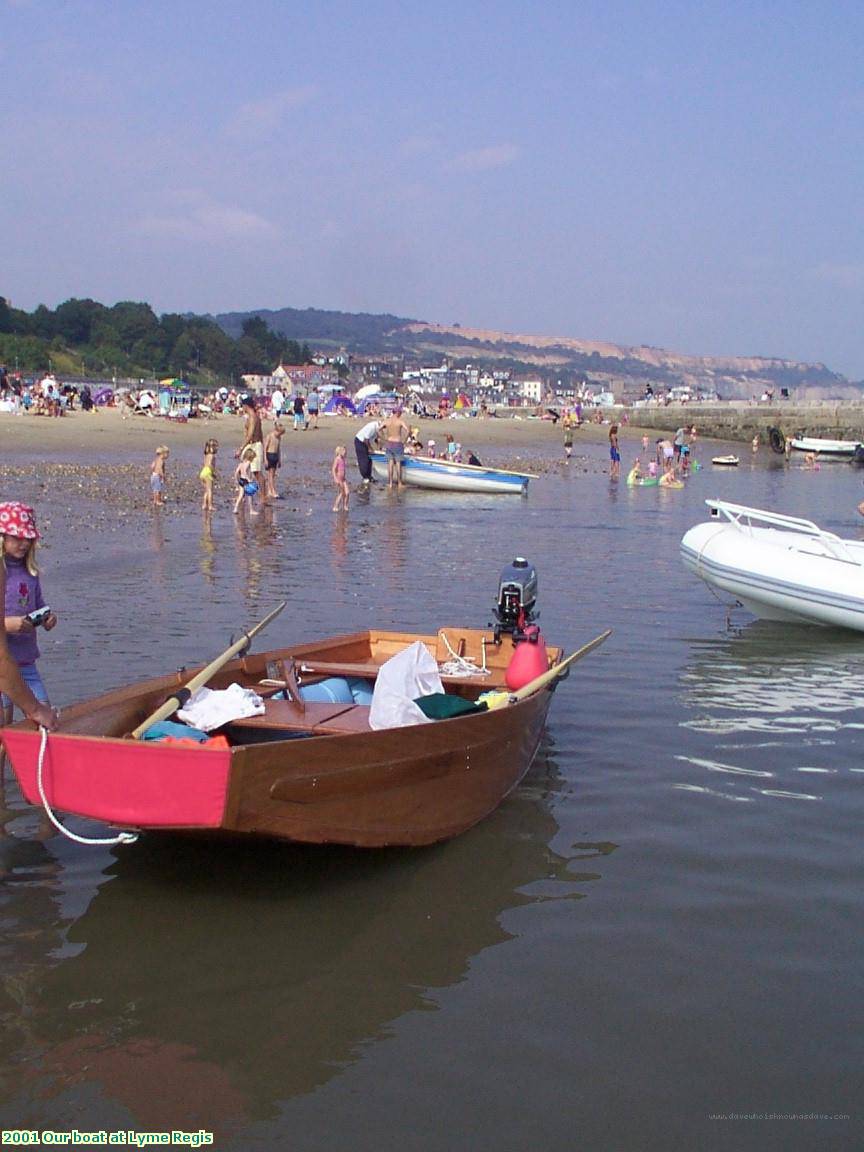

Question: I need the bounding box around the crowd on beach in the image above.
[144,393,494,514]
[0,369,90,417]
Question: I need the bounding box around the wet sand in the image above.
[0,408,635,519]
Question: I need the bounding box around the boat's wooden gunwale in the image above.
[0,627,571,847]
[7,627,562,741]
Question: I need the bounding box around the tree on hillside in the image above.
[105,302,159,354]
[188,321,235,379]
[30,305,56,340]
[54,298,105,345]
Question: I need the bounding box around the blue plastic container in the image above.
[299,677,355,704]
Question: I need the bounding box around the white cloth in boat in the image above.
[369,641,443,730]
[177,683,265,731]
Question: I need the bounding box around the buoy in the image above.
[505,625,549,690]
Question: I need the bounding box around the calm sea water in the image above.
[1,439,862,1150]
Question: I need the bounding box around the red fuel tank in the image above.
[505,626,549,690]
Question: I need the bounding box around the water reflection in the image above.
[377,505,409,593]
[148,514,169,598]
[679,622,864,728]
[0,751,613,1131]
[330,514,348,573]
[199,515,216,586]
[674,621,864,803]
[231,515,265,602]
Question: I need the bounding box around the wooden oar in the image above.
[130,600,288,739]
[483,628,612,710]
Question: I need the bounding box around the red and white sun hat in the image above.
[0,501,40,540]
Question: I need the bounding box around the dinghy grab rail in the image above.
[705,499,861,565]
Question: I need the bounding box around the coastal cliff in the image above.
[401,322,858,402]
[216,305,860,402]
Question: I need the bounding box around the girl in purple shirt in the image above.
[1,502,58,713]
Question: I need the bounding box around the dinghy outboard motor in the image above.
[493,557,538,639]
[492,558,548,689]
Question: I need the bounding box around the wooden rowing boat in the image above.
[0,626,608,847]
[369,452,535,494]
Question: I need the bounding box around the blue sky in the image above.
[3,0,863,378]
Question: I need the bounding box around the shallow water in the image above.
[1,442,862,1149]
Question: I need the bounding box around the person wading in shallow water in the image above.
[609,423,621,480]
[382,408,410,489]
[236,395,265,500]
[354,418,382,485]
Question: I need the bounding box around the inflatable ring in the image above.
[768,426,786,454]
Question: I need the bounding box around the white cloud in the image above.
[225,87,317,139]
[809,262,864,291]
[448,144,521,173]
[135,191,275,243]
[401,135,441,157]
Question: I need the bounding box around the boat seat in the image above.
[226,699,371,737]
[230,700,350,732]
[314,705,372,734]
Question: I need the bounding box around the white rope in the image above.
[36,726,138,847]
[437,631,491,678]
[693,541,742,631]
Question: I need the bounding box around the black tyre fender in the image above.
[768,426,786,454]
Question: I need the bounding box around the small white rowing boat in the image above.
[789,436,861,457]
[711,455,739,466]
[370,452,535,494]
[681,499,864,631]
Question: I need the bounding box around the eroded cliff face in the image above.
[399,321,857,399]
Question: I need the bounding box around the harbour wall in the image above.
[621,402,864,445]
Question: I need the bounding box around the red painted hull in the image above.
[2,730,231,829]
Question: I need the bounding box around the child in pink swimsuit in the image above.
[331,445,350,512]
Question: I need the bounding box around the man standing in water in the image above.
[382,407,410,489]
[354,418,381,485]
[236,394,265,498]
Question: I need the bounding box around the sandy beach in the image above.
[0,404,625,457]
[0,406,636,519]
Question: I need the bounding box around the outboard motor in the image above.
[492,558,548,689]
[493,557,538,637]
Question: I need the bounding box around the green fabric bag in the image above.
[413,693,486,720]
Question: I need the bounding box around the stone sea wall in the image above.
[621,402,864,445]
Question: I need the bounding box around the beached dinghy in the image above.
[369,451,535,494]
[680,499,864,631]
[1,568,609,848]
[789,436,861,457]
